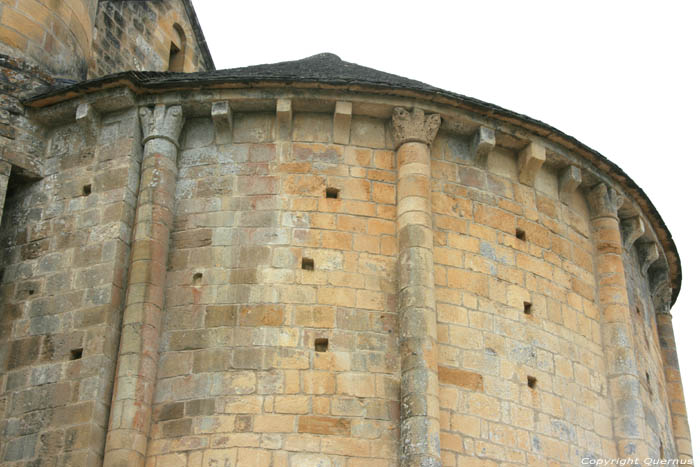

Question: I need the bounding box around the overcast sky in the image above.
[193,0,700,455]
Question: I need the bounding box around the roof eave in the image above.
[22,73,681,306]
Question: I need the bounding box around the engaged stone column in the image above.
[392,107,442,467]
[655,298,693,460]
[104,105,184,467]
[587,183,649,459]
[0,160,10,225]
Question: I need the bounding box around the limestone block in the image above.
[276,98,292,141]
[333,101,352,144]
[517,142,545,186]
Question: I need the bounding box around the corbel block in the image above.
[558,165,581,205]
[211,101,233,144]
[276,98,293,141]
[333,101,352,144]
[76,103,99,139]
[621,215,645,250]
[518,142,546,186]
[471,126,495,167]
[638,241,659,275]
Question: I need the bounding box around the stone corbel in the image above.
[517,141,546,186]
[333,101,352,144]
[276,98,292,141]
[211,101,233,144]
[638,241,660,275]
[621,215,645,250]
[76,103,99,140]
[140,104,185,147]
[558,165,581,205]
[586,183,624,219]
[471,126,495,167]
[391,107,441,149]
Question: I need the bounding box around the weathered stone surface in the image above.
[0,30,689,467]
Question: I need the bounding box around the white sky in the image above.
[193,0,700,456]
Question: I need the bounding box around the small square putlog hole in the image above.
[527,375,537,389]
[523,301,532,315]
[515,228,526,241]
[70,348,83,360]
[301,257,314,271]
[314,338,329,352]
[82,184,92,196]
[325,187,339,199]
[192,272,203,285]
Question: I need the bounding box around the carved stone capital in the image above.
[140,104,184,148]
[586,183,623,219]
[391,107,441,149]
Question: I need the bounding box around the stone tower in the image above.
[0,4,693,467]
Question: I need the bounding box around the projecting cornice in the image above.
[21,53,682,305]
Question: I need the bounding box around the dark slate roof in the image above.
[24,53,681,303]
[179,52,442,90]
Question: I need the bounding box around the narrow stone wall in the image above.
[0,106,141,465]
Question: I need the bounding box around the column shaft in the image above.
[656,312,693,460]
[393,107,442,467]
[104,105,183,467]
[588,184,649,458]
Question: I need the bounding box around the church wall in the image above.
[147,112,402,466]
[429,133,616,465]
[0,107,142,465]
[0,82,689,465]
[622,233,677,458]
[88,0,211,78]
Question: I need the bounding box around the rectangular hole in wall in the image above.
[301,257,314,271]
[527,375,537,389]
[523,302,532,315]
[192,272,203,285]
[82,184,92,196]
[515,228,526,241]
[325,187,339,199]
[70,348,83,360]
[314,338,329,352]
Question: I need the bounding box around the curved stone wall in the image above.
[0,0,98,80]
[1,83,690,466]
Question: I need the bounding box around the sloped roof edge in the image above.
[180,0,215,71]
